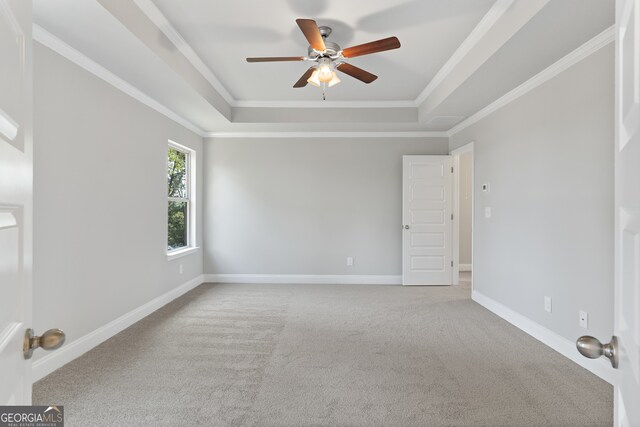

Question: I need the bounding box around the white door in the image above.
[0,0,33,405]
[402,155,453,285]
[614,0,640,424]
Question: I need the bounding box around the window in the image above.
[167,141,195,254]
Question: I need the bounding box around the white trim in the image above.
[167,140,197,252]
[472,289,618,385]
[449,141,476,156]
[32,24,206,137]
[32,275,205,382]
[233,100,418,109]
[130,0,514,110]
[31,7,613,134]
[0,211,17,230]
[205,131,448,139]
[132,0,235,105]
[0,107,19,141]
[450,141,475,286]
[415,0,515,105]
[131,0,420,109]
[451,152,461,285]
[448,25,615,136]
[204,274,402,285]
[167,246,199,261]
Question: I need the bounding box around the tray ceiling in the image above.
[151,0,495,102]
[32,0,614,134]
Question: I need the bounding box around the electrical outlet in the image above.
[485,207,492,218]
[346,257,354,266]
[579,310,588,329]
[544,296,552,313]
[179,263,184,275]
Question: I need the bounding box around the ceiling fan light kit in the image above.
[246,19,401,100]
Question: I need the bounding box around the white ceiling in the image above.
[151,0,495,101]
[430,0,614,120]
[32,0,615,134]
[32,0,229,131]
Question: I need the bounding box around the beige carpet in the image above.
[34,283,612,426]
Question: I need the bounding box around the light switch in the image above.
[485,207,492,218]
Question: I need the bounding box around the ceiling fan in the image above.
[246,19,401,99]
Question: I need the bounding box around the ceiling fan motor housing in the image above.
[318,25,332,38]
[307,26,341,59]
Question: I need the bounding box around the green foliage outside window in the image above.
[168,147,189,250]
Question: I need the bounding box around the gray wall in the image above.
[450,45,614,343]
[459,150,473,266]
[204,137,448,276]
[33,43,203,360]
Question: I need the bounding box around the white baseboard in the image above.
[472,290,617,385]
[204,274,402,285]
[32,274,205,382]
[459,264,472,272]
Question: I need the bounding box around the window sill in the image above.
[167,246,199,261]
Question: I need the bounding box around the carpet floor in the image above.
[33,283,612,426]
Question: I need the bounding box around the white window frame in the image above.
[167,140,197,259]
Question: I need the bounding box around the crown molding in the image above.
[132,0,235,105]
[32,24,206,137]
[415,0,514,105]
[448,25,615,137]
[205,131,448,139]
[79,0,538,114]
[33,6,612,140]
[232,100,418,109]
[114,0,525,112]
[132,0,511,110]
[33,23,430,138]
[131,0,420,109]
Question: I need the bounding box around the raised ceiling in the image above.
[151,0,495,102]
[32,0,614,135]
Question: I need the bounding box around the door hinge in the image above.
[451,166,454,173]
[451,261,454,267]
[451,213,454,220]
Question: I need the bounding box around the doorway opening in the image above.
[451,142,474,287]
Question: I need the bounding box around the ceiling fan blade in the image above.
[293,67,316,88]
[296,19,326,51]
[341,36,401,58]
[246,56,305,62]
[336,63,378,84]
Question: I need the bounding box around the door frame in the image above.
[402,155,454,285]
[450,141,474,287]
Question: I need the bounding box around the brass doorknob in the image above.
[576,335,618,368]
[23,328,66,359]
